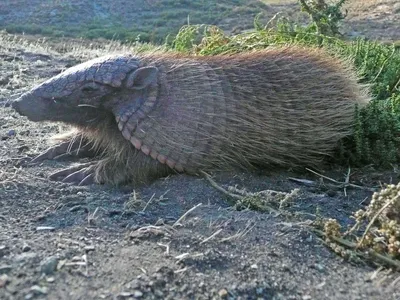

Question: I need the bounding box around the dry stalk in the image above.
[220,222,256,242]
[311,228,400,270]
[356,194,400,249]
[201,170,292,214]
[306,168,377,192]
[200,229,223,245]
[172,203,203,228]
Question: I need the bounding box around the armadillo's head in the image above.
[12,54,158,127]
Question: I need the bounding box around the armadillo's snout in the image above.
[12,92,48,122]
[11,98,25,115]
[11,96,25,115]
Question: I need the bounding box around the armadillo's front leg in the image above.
[31,133,96,163]
[49,149,174,186]
[50,159,116,186]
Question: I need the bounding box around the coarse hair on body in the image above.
[14,46,371,186]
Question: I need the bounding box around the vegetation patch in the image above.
[316,182,400,269]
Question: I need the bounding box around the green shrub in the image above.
[298,0,348,36]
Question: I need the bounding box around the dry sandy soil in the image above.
[1,2,400,300]
[264,0,400,42]
[341,0,400,41]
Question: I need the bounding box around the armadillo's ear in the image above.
[125,66,159,90]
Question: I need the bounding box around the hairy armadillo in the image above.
[12,47,370,185]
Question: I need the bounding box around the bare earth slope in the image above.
[342,0,400,41]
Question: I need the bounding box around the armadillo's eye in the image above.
[81,85,99,93]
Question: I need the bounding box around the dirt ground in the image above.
[1,2,400,299]
[268,0,400,42]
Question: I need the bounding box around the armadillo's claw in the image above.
[30,144,68,163]
[61,168,94,185]
[49,162,96,185]
[78,173,95,186]
[30,139,94,164]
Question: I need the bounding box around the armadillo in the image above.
[12,47,370,185]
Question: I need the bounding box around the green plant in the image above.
[298,0,348,37]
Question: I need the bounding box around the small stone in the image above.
[30,285,48,295]
[24,293,34,300]
[326,189,336,197]
[18,145,29,152]
[84,245,95,252]
[118,292,132,298]
[179,284,188,292]
[314,264,324,272]
[0,245,8,258]
[154,290,164,297]
[0,274,10,287]
[281,264,291,272]
[316,281,326,290]
[40,256,59,275]
[250,264,258,269]
[0,265,12,274]
[22,243,31,252]
[218,288,228,298]
[268,250,279,257]
[71,256,82,262]
[46,277,55,283]
[133,290,143,298]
